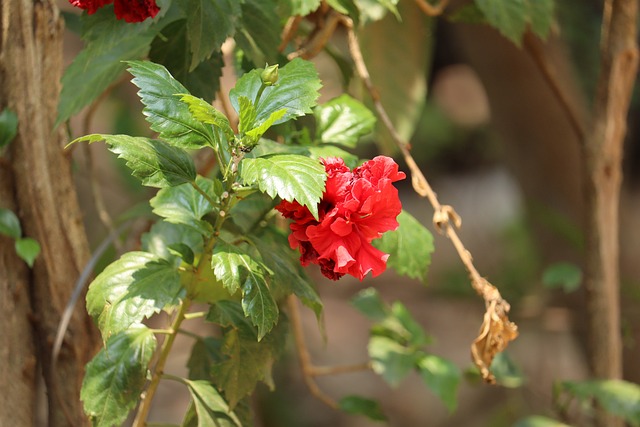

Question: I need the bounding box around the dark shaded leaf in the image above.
[339,395,387,421]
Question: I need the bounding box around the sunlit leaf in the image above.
[369,335,418,387]
[15,238,41,268]
[185,379,242,427]
[475,0,528,45]
[314,94,376,148]
[416,354,460,412]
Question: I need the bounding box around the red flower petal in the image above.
[69,0,112,14]
[113,0,160,22]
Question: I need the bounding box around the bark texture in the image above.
[0,166,37,426]
[0,1,99,425]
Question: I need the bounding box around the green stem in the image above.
[132,297,192,427]
[190,181,217,207]
[254,83,267,107]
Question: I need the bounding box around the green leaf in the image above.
[490,351,525,388]
[326,0,359,19]
[57,9,161,124]
[475,0,528,46]
[314,94,376,148]
[150,176,219,235]
[0,208,21,239]
[368,335,418,387]
[179,94,234,139]
[447,3,487,24]
[373,302,431,348]
[182,0,241,70]
[227,192,277,234]
[238,96,258,135]
[185,379,242,427]
[306,145,360,169]
[513,416,571,427]
[351,288,389,322]
[15,238,41,268]
[246,109,287,142]
[0,109,18,148]
[416,354,460,412]
[542,262,582,293]
[208,300,258,338]
[339,396,387,422]
[210,241,278,339]
[81,325,156,427]
[561,380,640,426]
[127,60,216,149]
[86,251,183,339]
[142,220,203,267]
[373,210,434,284]
[230,58,322,126]
[149,20,224,102]
[234,0,281,66]
[168,243,195,265]
[212,328,278,408]
[187,337,223,381]
[72,134,196,188]
[240,154,326,220]
[525,0,554,39]
[359,0,431,148]
[290,0,322,15]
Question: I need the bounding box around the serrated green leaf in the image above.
[246,109,287,142]
[339,395,387,422]
[57,9,161,124]
[0,208,21,239]
[373,210,433,284]
[182,0,240,70]
[208,300,258,338]
[240,154,325,220]
[86,252,183,339]
[513,416,571,427]
[476,0,528,45]
[179,94,234,139]
[127,60,216,149]
[525,0,554,39]
[416,354,460,412]
[211,240,266,295]
[561,380,640,426]
[234,0,281,66]
[542,262,582,293]
[81,325,156,427]
[15,238,40,268]
[314,94,376,148]
[150,176,219,235]
[0,109,18,148]
[142,220,203,267]
[368,335,418,387]
[212,328,277,408]
[351,288,389,322]
[185,379,242,427]
[238,96,258,135]
[359,0,431,148]
[227,192,277,234]
[72,134,196,188]
[187,337,223,381]
[241,268,279,340]
[167,243,195,265]
[149,20,224,102]
[290,0,322,15]
[230,58,322,126]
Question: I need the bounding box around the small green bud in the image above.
[260,64,279,86]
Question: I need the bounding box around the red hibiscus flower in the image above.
[276,156,405,281]
[69,0,159,23]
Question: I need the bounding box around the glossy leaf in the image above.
[475,0,528,46]
[183,0,240,70]
[359,0,431,147]
[416,354,460,412]
[373,210,434,284]
[58,9,159,124]
[86,251,183,339]
[208,300,257,338]
[15,238,41,268]
[238,96,258,135]
[227,192,277,234]
[542,262,582,293]
[246,109,287,142]
[150,176,219,235]
[351,288,389,322]
[211,240,266,295]
[81,325,156,427]
[368,335,418,387]
[71,134,196,188]
[314,94,376,148]
[141,220,203,267]
[513,416,571,427]
[0,208,21,239]
[339,396,387,422]
[185,379,242,427]
[234,0,281,66]
[149,20,224,102]
[0,109,18,148]
[240,154,325,220]
[561,380,640,426]
[127,60,215,149]
[179,94,234,139]
[230,58,322,126]
[241,267,279,340]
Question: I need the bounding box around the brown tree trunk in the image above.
[0,1,100,426]
[584,0,638,425]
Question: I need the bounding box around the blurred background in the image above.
[57,0,640,425]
